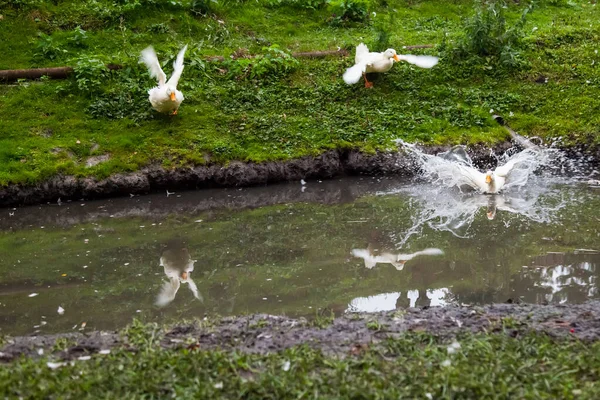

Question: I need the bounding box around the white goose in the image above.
[140,45,188,115]
[155,245,202,307]
[454,153,533,194]
[352,246,444,271]
[343,43,439,88]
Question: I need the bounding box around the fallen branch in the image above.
[0,64,122,82]
[204,48,349,62]
[401,44,435,50]
[292,49,349,58]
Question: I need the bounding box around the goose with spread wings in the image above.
[352,246,444,271]
[140,45,188,115]
[454,152,533,194]
[343,43,438,88]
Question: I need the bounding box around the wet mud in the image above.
[2,301,599,361]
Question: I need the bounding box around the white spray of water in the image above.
[395,139,564,194]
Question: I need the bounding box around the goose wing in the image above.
[166,44,188,87]
[185,278,204,303]
[457,164,488,191]
[140,46,167,87]
[494,158,519,178]
[352,248,377,269]
[396,54,439,68]
[343,61,368,84]
[355,43,370,63]
[155,278,180,307]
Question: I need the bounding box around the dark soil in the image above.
[2,301,599,362]
[3,141,597,208]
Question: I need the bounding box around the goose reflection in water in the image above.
[156,241,203,307]
[351,244,444,271]
[392,184,569,247]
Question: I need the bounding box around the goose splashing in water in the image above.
[396,139,557,194]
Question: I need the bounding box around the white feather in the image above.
[155,278,180,307]
[408,248,445,258]
[141,44,187,114]
[397,54,439,69]
[167,44,188,87]
[343,63,367,84]
[355,43,370,63]
[185,277,204,303]
[140,46,167,87]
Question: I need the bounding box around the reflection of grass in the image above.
[0,1,598,186]
[2,328,600,398]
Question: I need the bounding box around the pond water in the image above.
[0,176,599,336]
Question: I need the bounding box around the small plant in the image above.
[224,45,299,80]
[328,0,369,27]
[251,319,269,329]
[252,45,299,78]
[190,0,217,16]
[367,320,383,331]
[34,32,67,60]
[123,319,162,352]
[72,56,109,95]
[312,308,335,328]
[148,22,170,34]
[68,26,88,47]
[265,0,328,10]
[446,0,532,72]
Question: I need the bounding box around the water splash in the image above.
[396,139,563,194]
[395,135,595,192]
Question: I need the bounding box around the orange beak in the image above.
[485,175,492,184]
[487,211,495,220]
[393,54,400,62]
[170,92,176,101]
[181,271,188,280]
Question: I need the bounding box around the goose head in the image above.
[383,48,400,62]
[485,170,496,185]
[166,86,177,101]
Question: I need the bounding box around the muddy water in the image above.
[0,177,598,336]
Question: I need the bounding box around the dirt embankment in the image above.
[1,301,599,362]
[0,142,597,208]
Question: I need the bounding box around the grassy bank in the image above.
[1,323,600,398]
[0,0,598,187]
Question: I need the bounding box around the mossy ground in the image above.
[0,0,598,187]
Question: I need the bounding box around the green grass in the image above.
[1,326,600,398]
[0,0,598,186]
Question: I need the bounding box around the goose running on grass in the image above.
[140,45,188,115]
[343,43,439,88]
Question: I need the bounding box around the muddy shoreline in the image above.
[0,143,597,208]
[1,301,599,362]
